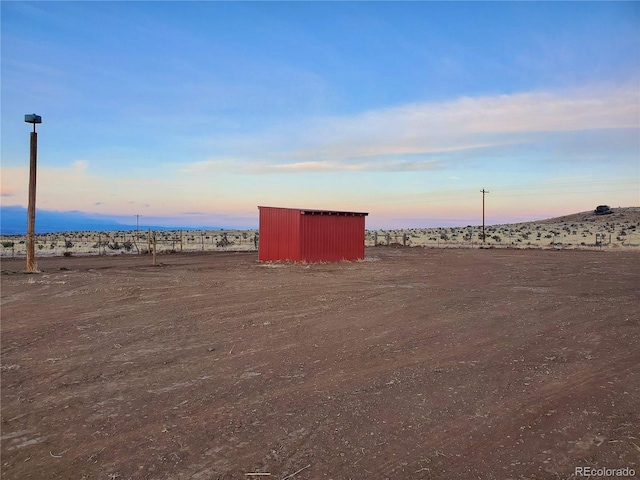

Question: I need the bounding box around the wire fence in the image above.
[1,221,639,258]
[0,230,259,258]
[365,223,640,250]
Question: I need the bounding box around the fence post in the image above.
[147,228,151,254]
[152,231,157,265]
[133,233,140,254]
[180,230,183,253]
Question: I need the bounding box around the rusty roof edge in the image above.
[258,206,368,216]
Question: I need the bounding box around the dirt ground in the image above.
[1,247,639,479]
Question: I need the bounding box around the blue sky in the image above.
[1,1,638,229]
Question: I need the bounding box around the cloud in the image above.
[183,84,639,174]
[180,158,246,174]
[72,160,88,172]
[0,162,171,215]
[265,157,444,173]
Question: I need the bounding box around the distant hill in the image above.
[534,206,640,225]
[0,206,224,235]
[0,206,136,235]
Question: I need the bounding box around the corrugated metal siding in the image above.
[300,213,366,262]
[258,207,301,261]
[259,206,367,262]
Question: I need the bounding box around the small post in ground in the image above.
[152,231,157,265]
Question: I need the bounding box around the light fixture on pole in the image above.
[25,113,42,272]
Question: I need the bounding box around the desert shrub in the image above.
[439,233,449,241]
[65,240,73,249]
[492,235,502,242]
[1,241,14,248]
[122,241,133,252]
[108,242,121,250]
[216,234,234,248]
[38,244,44,250]
[63,251,73,257]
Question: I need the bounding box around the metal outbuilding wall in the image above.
[258,207,301,261]
[258,206,368,262]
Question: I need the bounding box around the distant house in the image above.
[594,205,613,215]
[258,206,368,262]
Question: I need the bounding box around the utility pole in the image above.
[133,214,142,254]
[481,189,489,243]
[134,214,141,239]
[25,114,42,272]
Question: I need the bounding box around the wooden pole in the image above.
[481,189,489,243]
[180,230,183,252]
[147,228,151,254]
[26,131,38,272]
[152,231,157,265]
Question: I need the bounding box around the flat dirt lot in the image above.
[2,248,639,479]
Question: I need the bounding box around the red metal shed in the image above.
[258,206,369,262]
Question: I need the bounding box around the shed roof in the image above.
[258,206,368,216]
